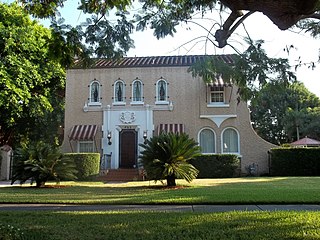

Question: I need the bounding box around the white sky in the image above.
[2,0,320,97]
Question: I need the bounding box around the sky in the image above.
[2,0,320,97]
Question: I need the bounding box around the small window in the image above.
[132,80,143,103]
[222,128,239,154]
[78,141,94,153]
[156,79,168,104]
[210,86,224,103]
[199,128,216,154]
[89,80,101,104]
[114,80,125,104]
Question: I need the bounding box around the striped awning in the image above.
[207,75,232,88]
[157,123,185,135]
[68,125,98,141]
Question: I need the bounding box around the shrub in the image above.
[65,153,100,180]
[189,154,240,178]
[140,132,201,186]
[270,147,320,176]
[11,142,77,187]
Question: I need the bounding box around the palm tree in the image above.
[11,141,77,187]
[139,132,200,187]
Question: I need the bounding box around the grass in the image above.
[2,177,320,239]
[1,210,320,239]
[1,177,320,204]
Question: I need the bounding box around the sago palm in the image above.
[11,141,77,187]
[140,132,200,186]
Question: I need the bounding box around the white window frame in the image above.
[131,79,144,105]
[113,79,126,106]
[78,141,95,153]
[198,128,216,154]
[88,80,101,106]
[155,79,169,105]
[221,127,240,154]
[207,86,230,108]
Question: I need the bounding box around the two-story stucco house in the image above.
[62,55,275,176]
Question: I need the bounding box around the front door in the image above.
[119,129,137,168]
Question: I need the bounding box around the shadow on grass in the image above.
[1,210,319,240]
[1,177,320,204]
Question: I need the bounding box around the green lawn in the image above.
[1,177,320,204]
[1,210,320,239]
[2,177,320,239]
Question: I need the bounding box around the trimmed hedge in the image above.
[270,147,320,176]
[189,154,240,178]
[64,153,100,180]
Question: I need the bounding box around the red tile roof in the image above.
[290,136,320,146]
[72,55,235,69]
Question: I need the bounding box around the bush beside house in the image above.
[190,154,240,178]
[270,147,320,176]
[65,153,100,180]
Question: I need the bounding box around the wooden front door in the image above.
[119,129,137,168]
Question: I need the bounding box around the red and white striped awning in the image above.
[207,75,232,88]
[157,123,185,135]
[68,125,98,141]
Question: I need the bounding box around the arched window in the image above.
[156,79,168,103]
[199,128,216,153]
[114,80,125,103]
[222,128,240,154]
[89,80,100,104]
[132,79,143,103]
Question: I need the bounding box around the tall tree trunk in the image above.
[166,175,176,187]
[221,0,318,30]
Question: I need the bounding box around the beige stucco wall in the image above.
[62,64,276,175]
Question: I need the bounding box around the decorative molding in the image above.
[120,111,136,124]
[200,115,237,128]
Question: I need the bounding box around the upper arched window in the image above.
[89,80,101,105]
[156,78,168,104]
[222,128,240,154]
[199,128,216,154]
[114,80,125,104]
[132,79,143,103]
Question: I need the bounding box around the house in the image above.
[62,55,275,176]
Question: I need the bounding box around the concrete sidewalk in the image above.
[0,204,320,212]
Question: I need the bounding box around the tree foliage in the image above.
[14,0,320,101]
[11,141,77,187]
[250,81,320,144]
[190,40,296,100]
[139,133,200,187]
[16,0,320,57]
[0,3,66,146]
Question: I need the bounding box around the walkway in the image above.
[0,204,320,212]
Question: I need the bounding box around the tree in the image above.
[17,0,320,52]
[11,141,77,187]
[16,1,320,100]
[0,3,66,146]
[139,133,200,187]
[250,81,320,144]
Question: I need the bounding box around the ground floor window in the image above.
[222,128,239,154]
[199,128,216,153]
[78,141,94,153]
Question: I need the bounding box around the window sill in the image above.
[155,101,169,105]
[88,102,102,106]
[112,102,126,106]
[207,103,230,108]
[130,101,144,106]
